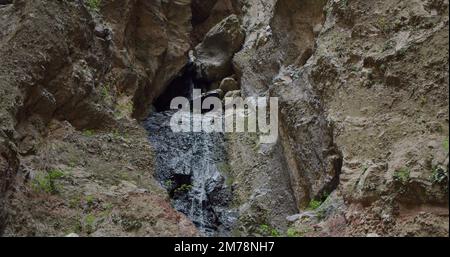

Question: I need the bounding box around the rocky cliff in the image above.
[0,0,448,237]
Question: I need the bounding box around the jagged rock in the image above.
[194,15,245,82]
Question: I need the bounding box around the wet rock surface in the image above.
[145,111,235,236]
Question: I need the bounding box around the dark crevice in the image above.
[153,63,212,112]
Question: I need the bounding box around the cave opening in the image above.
[153,64,210,112]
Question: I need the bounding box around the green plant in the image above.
[164,180,173,188]
[85,0,101,11]
[443,138,449,152]
[430,166,448,184]
[121,216,143,232]
[85,195,96,206]
[377,16,391,35]
[103,202,113,211]
[316,208,327,221]
[69,195,82,209]
[307,199,322,210]
[84,214,96,234]
[83,129,95,137]
[286,228,301,237]
[393,167,410,184]
[174,184,193,194]
[71,218,83,234]
[111,129,127,141]
[32,169,65,194]
[339,0,348,8]
[259,224,280,237]
[115,100,134,119]
[100,84,112,103]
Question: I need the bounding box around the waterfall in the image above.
[144,81,236,235]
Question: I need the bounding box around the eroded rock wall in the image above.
[227,0,448,236]
[0,0,197,236]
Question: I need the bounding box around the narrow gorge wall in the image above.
[0,0,197,236]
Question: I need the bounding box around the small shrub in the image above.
[286,228,301,237]
[100,84,112,103]
[85,0,101,12]
[316,208,327,221]
[69,195,82,209]
[393,168,410,184]
[32,169,65,194]
[259,224,280,237]
[377,17,391,35]
[174,184,193,194]
[84,214,96,234]
[83,129,95,137]
[111,129,122,141]
[121,216,143,232]
[443,138,449,152]
[115,100,134,119]
[430,166,448,184]
[164,180,173,188]
[307,199,322,210]
[85,195,96,206]
[103,202,113,211]
[339,0,348,8]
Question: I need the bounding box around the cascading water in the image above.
[144,67,236,236]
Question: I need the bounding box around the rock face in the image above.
[227,0,341,236]
[0,0,197,236]
[308,0,449,236]
[193,14,245,82]
[227,0,448,237]
[101,0,192,120]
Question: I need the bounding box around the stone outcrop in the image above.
[193,14,245,82]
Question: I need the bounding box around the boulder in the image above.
[193,15,245,82]
[219,77,239,93]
